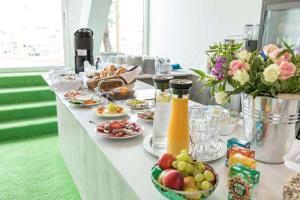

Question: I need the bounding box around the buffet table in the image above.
[42,74,295,200]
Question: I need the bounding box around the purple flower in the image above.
[216,56,227,64]
[294,48,300,56]
[211,66,224,80]
[210,56,226,80]
[215,62,222,70]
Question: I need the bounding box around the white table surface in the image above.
[43,73,297,200]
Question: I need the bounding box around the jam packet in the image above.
[226,138,251,166]
[228,164,260,200]
[228,153,257,169]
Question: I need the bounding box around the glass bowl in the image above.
[151,163,219,200]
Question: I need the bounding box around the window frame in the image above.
[143,0,150,55]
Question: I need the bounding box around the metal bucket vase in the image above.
[242,94,300,164]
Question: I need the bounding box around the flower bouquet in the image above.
[192,42,300,163]
[192,42,300,104]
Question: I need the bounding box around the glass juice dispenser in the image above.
[167,79,193,156]
[152,75,173,152]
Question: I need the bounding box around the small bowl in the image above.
[151,163,219,200]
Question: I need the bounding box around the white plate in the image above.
[69,97,103,107]
[138,118,153,123]
[143,135,166,157]
[96,121,144,139]
[126,100,150,110]
[94,107,130,118]
[75,94,94,101]
[64,92,85,99]
[137,110,154,122]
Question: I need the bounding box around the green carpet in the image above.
[0,135,81,200]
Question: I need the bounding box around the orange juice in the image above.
[167,97,190,156]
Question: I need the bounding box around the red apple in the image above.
[158,153,176,169]
[163,169,184,190]
[158,169,172,184]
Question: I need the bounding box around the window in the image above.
[101,0,145,55]
[0,0,64,68]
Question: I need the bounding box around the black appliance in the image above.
[74,28,94,74]
[258,0,300,49]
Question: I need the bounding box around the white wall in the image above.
[149,0,262,70]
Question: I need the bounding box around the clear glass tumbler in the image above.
[189,105,225,161]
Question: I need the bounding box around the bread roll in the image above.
[114,67,126,75]
[107,65,116,77]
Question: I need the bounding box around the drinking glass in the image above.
[189,105,225,161]
[190,117,212,161]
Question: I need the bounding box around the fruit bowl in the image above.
[151,163,219,200]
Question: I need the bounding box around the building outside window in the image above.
[0,0,64,68]
[101,0,145,55]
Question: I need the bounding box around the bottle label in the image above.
[77,49,87,56]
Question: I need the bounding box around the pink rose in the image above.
[279,61,297,80]
[229,60,250,76]
[269,48,291,65]
[263,44,278,55]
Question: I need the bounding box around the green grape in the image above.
[204,170,215,182]
[181,153,189,161]
[172,160,179,169]
[193,169,201,177]
[176,154,185,161]
[181,170,191,177]
[177,161,186,171]
[195,162,204,173]
[185,163,195,173]
[180,149,188,154]
[200,181,212,190]
[196,181,202,190]
[195,173,204,182]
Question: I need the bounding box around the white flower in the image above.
[236,50,251,62]
[214,91,229,105]
[263,64,280,83]
[232,70,250,85]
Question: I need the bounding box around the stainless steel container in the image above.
[242,94,300,164]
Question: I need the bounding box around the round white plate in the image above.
[69,95,103,107]
[137,111,154,122]
[69,99,103,107]
[96,122,144,139]
[94,107,130,118]
[138,118,153,123]
[63,91,84,99]
[143,135,166,157]
[126,100,150,110]
[75,94,94,101]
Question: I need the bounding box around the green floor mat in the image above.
[0,135,81,200]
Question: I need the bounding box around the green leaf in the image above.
[190,69,209,78]
[273,81,281,91]
[211,85,216,97]
[271,88,277,96]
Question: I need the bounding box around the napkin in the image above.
[119,66,142,84]
[50,75,82,91]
